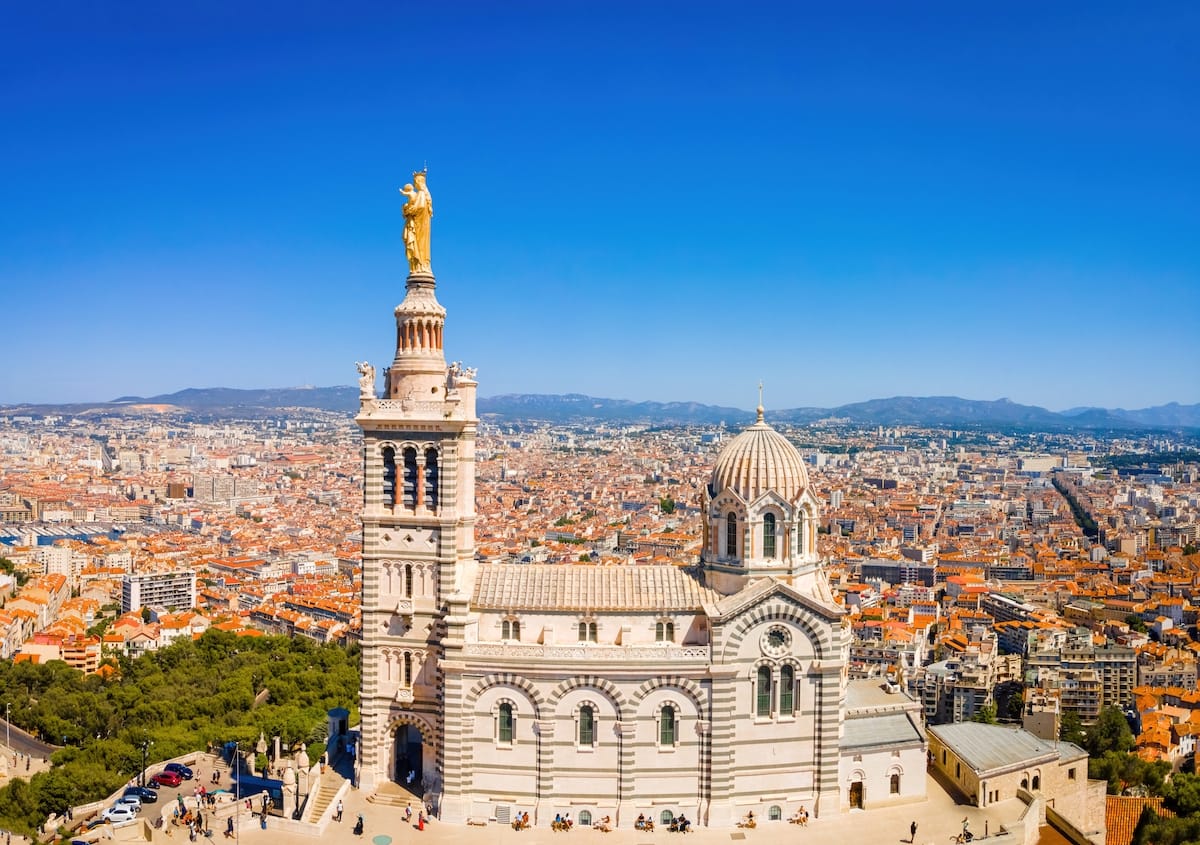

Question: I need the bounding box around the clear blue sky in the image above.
[3,2,1197,410]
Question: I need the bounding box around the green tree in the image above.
[1087,707,1135,757]
[971,703,998,724]
[1060,711,1086,746]
[1132,805,1200,845]
[0,630,360,836]
[659,496,675,514]
[1163,771,1200,816]
[1125,614,1149,634]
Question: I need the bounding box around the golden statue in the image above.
[400,170,433,274]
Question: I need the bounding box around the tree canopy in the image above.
[0,630,359,836]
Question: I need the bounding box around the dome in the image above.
[710,408,809,503]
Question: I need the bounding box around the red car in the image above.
[148,770,183,788]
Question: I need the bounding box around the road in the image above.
[0,716,57,759]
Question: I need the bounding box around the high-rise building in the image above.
[121,571,197,613]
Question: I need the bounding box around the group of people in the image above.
[789,806,810,826]
[738,810,757,829]
[592,815,612,833]
[635,814,655,832]
[551,812,574,831]
[667,814,692,833]
[511,810,531,830]
[170,801,206,841]
[404,805,427,830]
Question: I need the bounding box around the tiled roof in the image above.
[1105,796,1174,845]
[472,563,720,612]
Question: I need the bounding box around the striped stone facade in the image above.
[357,266,924,828]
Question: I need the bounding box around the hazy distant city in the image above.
[3,398,1198,712]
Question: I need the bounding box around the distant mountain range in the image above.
[3,387,1199,430]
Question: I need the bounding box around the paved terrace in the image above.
[111,764,1052,845]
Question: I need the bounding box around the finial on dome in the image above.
[756,380,764,422]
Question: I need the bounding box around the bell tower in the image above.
[356,174,478,796]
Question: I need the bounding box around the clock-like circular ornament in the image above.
[761,626,791,657]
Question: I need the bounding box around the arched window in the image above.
[768,805,782,821]
[578,810,592,827]
[797,512,805,554]
[402,448,418,508]
[502,619,520,640]
[578,621,597,642]
[405,564,414,598]
[498,703,514,745]
[779,664,795,715]
[656,621,675,642]
[659,704,677,747]
[403,652,412,686]
[1031,775,1040,791]
[890,773,901,794]
[726,512,738,557]
[578,705,595,746]
[756,666,772,717]
[660,810,675,826]
[382,447,397,504]
[424,448,439,509]
[763,513,777,559]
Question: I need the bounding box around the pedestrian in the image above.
[336,799,343,822]
[910,820,918,843]
[417,810,425,831]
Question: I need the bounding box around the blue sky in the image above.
[2,2,1197,410]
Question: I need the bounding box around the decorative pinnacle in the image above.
[757,381,765,423]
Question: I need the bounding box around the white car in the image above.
[115,795,141,811]
[102,805,137,824]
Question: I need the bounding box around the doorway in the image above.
[849,780,863,809]
[395,725,423,792]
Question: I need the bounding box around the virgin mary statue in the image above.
[400,170,433,274]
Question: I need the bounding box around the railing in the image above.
[361,398,465,417]
[462,643,710,661]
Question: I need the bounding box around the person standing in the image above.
[910,820,918,842]
[336,799,343,822]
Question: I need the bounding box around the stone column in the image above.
[615,720,637,823]
[438,659,469,823]
[812,660,845,818]
[706,666,738,826]
[535,720,556,810]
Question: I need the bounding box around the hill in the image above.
[3,388,1199,430]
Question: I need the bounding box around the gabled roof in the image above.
[472,563,721,612]
[708,576,843,624]
[929,722,1086,775]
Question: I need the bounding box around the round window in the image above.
[761,626,791,657]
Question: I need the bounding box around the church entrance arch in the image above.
[389,720,430,794]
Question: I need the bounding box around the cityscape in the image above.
[3,4,1199,845]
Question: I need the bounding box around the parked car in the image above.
[114,795,141,812]
[164,762,194,780]
[149,770,183,788]
[124,786,158,803]
[101,805,137,823]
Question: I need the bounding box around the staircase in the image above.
[367,781,420,808]
[303,771,345,822]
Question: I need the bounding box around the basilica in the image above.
[354,178,926,827]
